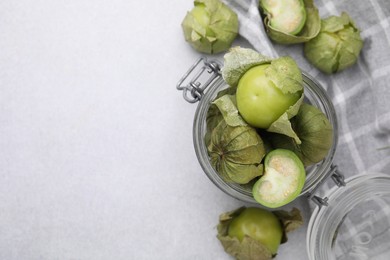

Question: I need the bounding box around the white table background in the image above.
[0,1,312,259]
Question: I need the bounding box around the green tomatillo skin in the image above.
[236,64,302,129]
[228,207,283,255]
[253,149,306,208]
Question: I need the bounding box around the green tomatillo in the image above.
[260,0,307,35]
[236,64,303,129]
[304,12,364,74]
[228,207,283,255]
[181,0,238,54]
[217,206,303,260]
[222,47,305,142]
[253,149,306,208]
[206,94,266,185]
[259,0,321,44]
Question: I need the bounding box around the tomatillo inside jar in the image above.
[177,56,338,205]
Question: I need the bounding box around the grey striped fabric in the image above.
[223,0,390,198]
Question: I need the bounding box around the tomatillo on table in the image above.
[217,206,303,259]
[260,0,307,35]
[228,207,283,255]
[259,0,321,44]
[181,0,238,54]
[304,12,363,74]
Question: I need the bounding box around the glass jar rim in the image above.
[192,70,338,204]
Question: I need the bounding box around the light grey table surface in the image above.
[0,0,313,259]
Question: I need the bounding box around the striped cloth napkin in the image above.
[222,0,390,256]
[222,0,390,192]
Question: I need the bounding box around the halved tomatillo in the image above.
[260,0,307,35]
[253,149,306,208]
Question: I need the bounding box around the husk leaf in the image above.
[269,103,333,166]
[205,87,237,146]
[222,47,272,87]
[273,207,304,243]
[265,57,303,94]
[212,94,247,127]
[266,93,304,144]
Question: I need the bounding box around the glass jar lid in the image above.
[307,173,390,260]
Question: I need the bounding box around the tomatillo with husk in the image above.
[206,94,266,185]
[270,103,334,166]
[304,12,363,74]
[217,206,303,259]
[260,0,307,35]
[181,0,238,54]
[222,47,305,143]
[236,63,303,129]
[259,0,321,44]
[228,207,283,255]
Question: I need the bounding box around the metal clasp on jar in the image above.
[308,165,346,207]
[176,57,222,103]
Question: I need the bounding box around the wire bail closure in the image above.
[308,165,346,208]
[176,57,222,103]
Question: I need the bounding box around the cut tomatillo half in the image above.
[260,0,307,35]
[253,149,306,208]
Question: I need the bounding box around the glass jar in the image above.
[177,57,338,204]
[177,57,390,260]
[307,173,390,259]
